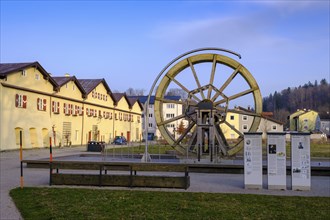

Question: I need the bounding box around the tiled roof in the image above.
[78,79,107,95]
[53,76,86,97]
[127,97,144,110]
[0,61,58,89]
[52,76,75,86]
[0,62,37,76]
[112,93,126,103]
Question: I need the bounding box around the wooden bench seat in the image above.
[48,161,189,189]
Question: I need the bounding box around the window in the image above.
[149,113,153,118]
[242,124,248,130]
[166,113,174,118]
[149,104,153,109]
[230,115,235,120]
[63,103,72,115]
[149,123,153,128]
[72,105,78,116]
[35,74,40,80]
[137,116,140,123]
[77,106,82,116]
[272,125,277,130]
[73,85,75,91]
[37,98,46,111]
[167,104,175,108]
[15,94,27,108]
[21,69,27,77]
[242,115,248,121]
[52,101,60,113]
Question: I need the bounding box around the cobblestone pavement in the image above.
[1,146,329,220]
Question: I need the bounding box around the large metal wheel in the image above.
[154,51,262,157]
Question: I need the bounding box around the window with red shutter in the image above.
[22,95,27,108]
[43,99,47,111]
[80,106,84,116]
[52,101,55,112]
[15,94,19,107]
[37,98,40,110]
[69,104,72,115]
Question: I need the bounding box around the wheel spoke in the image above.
[214,88,256,106]
[223,120,244,137]
[167,75,201,102]
[207,55,217,99]
[174,121,196,145]
[188,58,205,100]
[158,114,186,126]
[213,126,228,154]
[211,65,241,101]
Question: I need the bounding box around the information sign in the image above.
[291,133,311,191]
[267,132,286,190]
[244,132,263,189]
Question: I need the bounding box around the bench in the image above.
[48,161,189,189]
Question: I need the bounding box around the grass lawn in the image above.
[113,141,329,158]
[10,187,330,220]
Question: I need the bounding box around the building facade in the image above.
[128,96,187,141]
[220,107,284,140]
[0,62,143,151]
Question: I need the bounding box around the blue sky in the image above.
[1,1,329,103]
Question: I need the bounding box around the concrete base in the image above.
[292,186,311,191]
[268,185,286,190]
[245,184,262,190]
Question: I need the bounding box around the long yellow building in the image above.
[0,62,143,151]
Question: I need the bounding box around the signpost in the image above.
[267,132,286,190]
[244,132,263,189]
[291,133,311,191]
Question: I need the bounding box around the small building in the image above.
[289,109,320,132]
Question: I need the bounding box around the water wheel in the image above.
[153,49,262,158]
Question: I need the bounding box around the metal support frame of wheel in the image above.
[145,48,262,162]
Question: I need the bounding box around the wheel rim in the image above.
[154,53,262,156]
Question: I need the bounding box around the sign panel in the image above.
[267,132,286,190]
[291,133,311,191]
[244,132,263,189]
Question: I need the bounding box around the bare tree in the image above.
[125,88,146,96]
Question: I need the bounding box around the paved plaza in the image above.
[1,146,330,220]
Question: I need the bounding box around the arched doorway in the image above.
[29,128,38,148]
[15,127,24,148]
